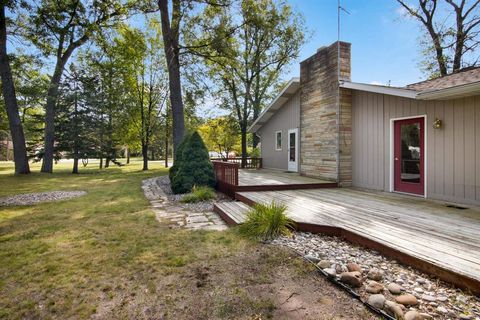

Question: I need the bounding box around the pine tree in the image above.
[170,132,215,194]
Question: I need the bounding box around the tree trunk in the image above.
[105,157,110,168]
[158,0,185,160]
[126,147,130,164]
[142,144,148,171]
[252,107,260,148]
[164,136,169,168]
[72,150,79,174]
[41,61,67,173]
[0,4,30,174]
[99,157,103,169]
[240,124,247,169]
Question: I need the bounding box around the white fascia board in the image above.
[416,81,480,100]
[248,77,300,133]
[340,81,418,99]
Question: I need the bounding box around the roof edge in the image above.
[416,81,480,100]
[248,77,300,133]
[340,81,418,99]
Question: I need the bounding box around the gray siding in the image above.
[258,90,301,171]
[352,91,480,205]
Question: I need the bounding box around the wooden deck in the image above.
[216,188,480,293]
[236,169,337,191]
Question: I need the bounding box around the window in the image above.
[275,131,282,150]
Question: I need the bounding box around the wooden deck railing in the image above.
[210,157,262,169]
[212,161,239,197]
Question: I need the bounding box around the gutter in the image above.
[416,81,480,100]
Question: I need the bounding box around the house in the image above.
[249,41,480,206]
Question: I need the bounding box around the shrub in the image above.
[169,133,191,183]
[171,131,215,194]
[239,201,295,241]
[180,186,216,203]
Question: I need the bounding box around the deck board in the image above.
[238,169,331,186]
[235,188,480,286]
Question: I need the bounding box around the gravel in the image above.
[155,175,229,212]
[270,232,480,320]
[0,191,87,206]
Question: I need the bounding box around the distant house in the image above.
[249,42,480,206]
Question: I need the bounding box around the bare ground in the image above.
[92,243,377,320]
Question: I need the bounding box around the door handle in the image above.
[394,157,399,161]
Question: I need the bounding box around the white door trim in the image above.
[389,115,427,198]
[287,128,299,172]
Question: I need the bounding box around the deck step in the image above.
[213,201,251,226]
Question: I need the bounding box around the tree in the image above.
[158,0,185,159]
[55,66,97,174]
[397,0,480,76]
[170,131,215,194]
[198,116,240,158]
[0,1,30,174]
[155,0,232,159]
[22,0,127,173]
[114,24,169,171]
[201,0,305,164]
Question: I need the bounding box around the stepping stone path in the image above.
[142,177,228,231]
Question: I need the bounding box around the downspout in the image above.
[336,0,341,186]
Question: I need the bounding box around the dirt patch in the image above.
[93,244,377,320]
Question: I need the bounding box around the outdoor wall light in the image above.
[433,118,442,129]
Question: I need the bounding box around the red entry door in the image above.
[394,117,424,196]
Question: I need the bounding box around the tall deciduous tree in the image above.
[158,0,185,160]
[397,0,480,76]
[0,1,30,174]
[155,0,231,159]
[201,0,305,164]
[114,24,169,171]
[23,0,127,173]
[198,116,240,158]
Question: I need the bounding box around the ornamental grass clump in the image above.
[180,186,216,203]
[239,201,295,241]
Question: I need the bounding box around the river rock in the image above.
[317,260,331,269]
[395,294,418,306]
[436,306,448,314]
[367,268,384,281]
[340,271,363,287]
[368,294,386,309]
[405,310,420,320]
[385,300,404,319]
[304,254,320,263]
[387,283,403,295]
[365,281,384,294]
[421,294,436,302]
[418,313,433,320]
[347,262,362,272]
[324,268,336,277]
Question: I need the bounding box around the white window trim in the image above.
[389,115,427,198]
[275,131,282,151]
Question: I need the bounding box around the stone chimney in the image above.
[299,41,352,186]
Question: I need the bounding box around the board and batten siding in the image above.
[352,90,480,206]
[258,90,301,171]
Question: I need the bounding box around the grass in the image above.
[180,186,216,203]
[239,201,295,241]
[0,160,251,318]
[0,159,375,319]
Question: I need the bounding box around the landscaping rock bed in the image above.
[156,175,229,212]
[143,176,228,230]
[0,191,86,206]
[271,232,480,320]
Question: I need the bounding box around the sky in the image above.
[283,0,423,87]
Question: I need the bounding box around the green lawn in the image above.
[0,160,375,319]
